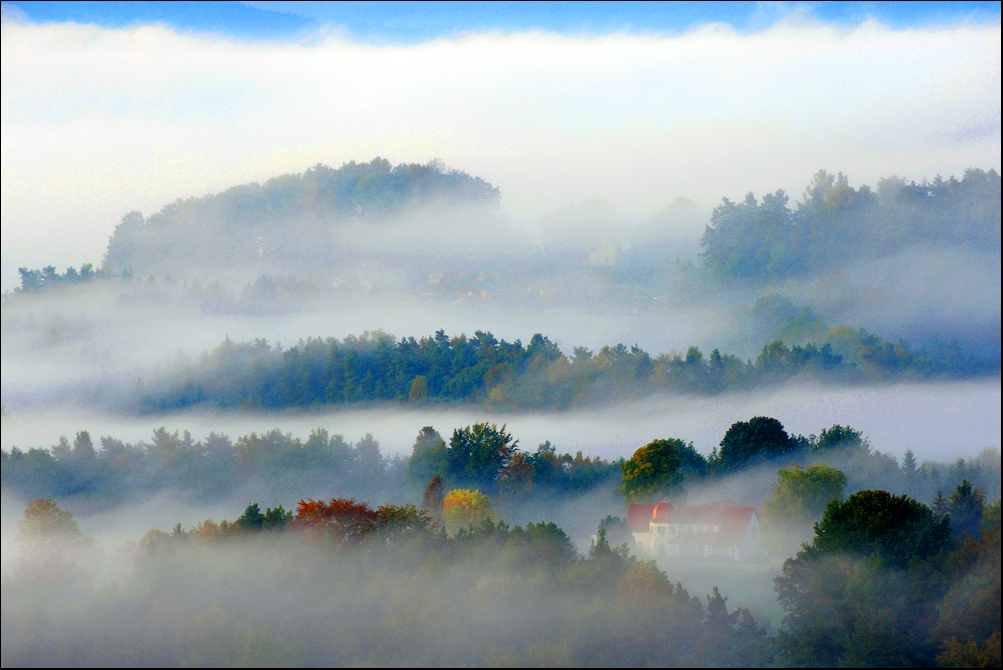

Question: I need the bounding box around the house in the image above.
[588,238,617,267]
[627,500,764,561]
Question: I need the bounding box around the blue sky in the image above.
[6,1,1001,41]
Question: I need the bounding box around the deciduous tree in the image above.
[620,438,685,503]
[442,488,492,530]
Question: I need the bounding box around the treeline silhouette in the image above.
[101,157,500,276]
[701,167,1001,280]
[4,416,998,518]
[125,328,991,414]
[10,165,998,298]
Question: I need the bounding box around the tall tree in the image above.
[422,474,445,525]
[446,423,517,488]
[761,464,848,557]
[775,490,953,666]
[714,417,795,471]
[620,438,685,504]
[946,480,987,538]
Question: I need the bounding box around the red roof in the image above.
[627,504,657,532]
[628,502,757,546]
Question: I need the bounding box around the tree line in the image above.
[100,157,500,276]
[4,470,998,667]
[119,327,993,415]
[4,415,998,522]
[10,164,998,298]
[701,167,1001,280]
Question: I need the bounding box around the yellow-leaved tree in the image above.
[442,488,493,530]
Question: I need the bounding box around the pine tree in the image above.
[932,491,948,517]
[422,474,445,524]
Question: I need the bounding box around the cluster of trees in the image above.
[5,415,998,535]
[774,490,1000,667]
[5,473,999,667]
[1,427,401,509]
[125,327,989,415]
[615,436,1000,666]
[14,264,133,294]
[10,267,331,313]
[701,168,1001,280]
[0,422,620,512]
[10,164,998,300]
[4,495,778,667]
[618,417,1000,511]
[407,424,617,499]
[100,157,500,276]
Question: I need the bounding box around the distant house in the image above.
[588,238,617,267]
[627,501,764,561]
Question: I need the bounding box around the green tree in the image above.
[446,423,517,488]
[620,438,685,504]
[262,505,292,530]
[815,424,869,457]
[236,503,265,532]
[801,490,952,568]
[761,464,848,556]
[714,417,794,471]
[947,480,987,538]
[933,490,949,516]
[354,433,386,483]
[407,427,447,484]
[775,491,953,666]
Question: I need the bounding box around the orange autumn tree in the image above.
[294,498,378,546]
[19,499,82,543]
[442,489,493,530]
[293,498,436,547]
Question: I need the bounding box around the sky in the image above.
[1,1,1000,289]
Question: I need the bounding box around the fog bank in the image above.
[3,378,998,464]
[3,16,999,287]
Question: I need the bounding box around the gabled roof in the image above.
[628,501,757,546]
[627,504,657,532]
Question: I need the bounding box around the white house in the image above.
[627,500,764,561]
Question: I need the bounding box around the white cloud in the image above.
[1,17,999,288]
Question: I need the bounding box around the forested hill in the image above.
[125,326,992,415]
[700,168,1001,281]
[101,158,500,276]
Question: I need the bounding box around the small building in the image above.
[627,501,764,561]
[588,238,617,267]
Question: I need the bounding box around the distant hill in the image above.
[101,158,501,278]
[700,168,1001,281]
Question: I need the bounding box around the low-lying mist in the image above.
[3,379,999,464]
[3,251,999,412]
[0,526,779,668]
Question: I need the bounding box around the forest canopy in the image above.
[111,327,992,415]
[700,168,1001,281]
[99,157,501,276]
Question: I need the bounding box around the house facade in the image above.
[627,501,764,561]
